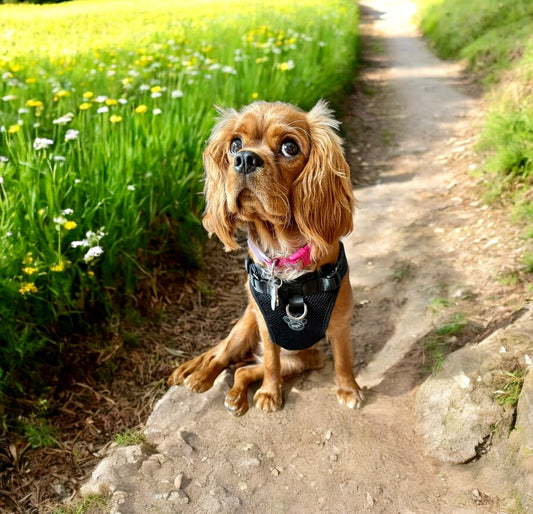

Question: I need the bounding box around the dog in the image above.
[167,100,364,415]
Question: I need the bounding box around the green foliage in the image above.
[19,416,58,448]
[0,0,359,402]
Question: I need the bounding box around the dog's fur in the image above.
[168,100,364,415]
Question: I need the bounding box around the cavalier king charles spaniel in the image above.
[168,100,364,415]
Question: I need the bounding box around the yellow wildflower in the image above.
[26,99,44,108]
[22,267,38,275]
[25,77,37,84]
[278,61,295,72]
[150,85,162,94]
[56,90,70,98]
[83,91,94,99]
[135,105,148,114]
[8,125,21,134]
[50,262,66,272]
[251,92,259,99]
[79,102,92,110]
[105,98,118,106]
[64,221,77,230]
[110,115,123,123]
[19,283,38,295]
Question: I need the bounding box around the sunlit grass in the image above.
[0,0,359,399]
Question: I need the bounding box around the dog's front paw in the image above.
[337,387,365,409]
[182,369,217,393]
[167,366,186,387]
[225,389,249,416]
[254,387,283,413]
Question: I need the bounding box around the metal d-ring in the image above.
[285,302,308,321]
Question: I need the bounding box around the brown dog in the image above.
[168,101,364,415]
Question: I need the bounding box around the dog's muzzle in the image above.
[234,150,264,175]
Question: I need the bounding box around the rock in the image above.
[503,366,533,501]
[80,445,143,496]
[415,305,533,463]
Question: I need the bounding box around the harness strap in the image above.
[246,243,347,299]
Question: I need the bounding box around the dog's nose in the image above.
[234,150,264,175]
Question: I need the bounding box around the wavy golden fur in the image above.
[168,100,364,415]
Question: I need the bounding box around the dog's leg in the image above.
[225,348,324,416]
[253,332,283,412]
[328,276,365,409]
[167,303,258,392]
[224,364,263,416]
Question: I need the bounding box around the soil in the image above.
[1,0,531,512]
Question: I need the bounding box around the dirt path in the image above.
[81,1,529,512]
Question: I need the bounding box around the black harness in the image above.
[245,244,348,351]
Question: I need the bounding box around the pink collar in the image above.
[247,238,312,270]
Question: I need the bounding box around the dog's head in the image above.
[202,100,354,263]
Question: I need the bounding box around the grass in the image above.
[423,313,469,374]
[19,416,58,448]
[416,0,533,249]
[113,428,146,446]
[0,0,359,405]
[494,368,526,409]
[51,494,107,514]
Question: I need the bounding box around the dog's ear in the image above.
[292,100,355,261]
[202,107,241,251]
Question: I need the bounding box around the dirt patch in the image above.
[1,0,531,512]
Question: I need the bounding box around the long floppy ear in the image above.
[292,100,355,262]
[202,107,241,251]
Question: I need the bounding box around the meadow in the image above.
[0,0,359,402]
[416,0,533,265]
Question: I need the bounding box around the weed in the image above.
[494,368,526,409]
[497,270,521,287]
[435,313,467,336]
[51,494,108,514]
[423,313,469,374]
[390,261,413,282]
[19,416,58,448]
[114,429,146,446]
[428,297,453,313]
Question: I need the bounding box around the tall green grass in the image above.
[416,0,533,248]
[0,0,359,402]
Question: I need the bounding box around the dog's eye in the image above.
[230,138,243,155]
[280,139,299,158]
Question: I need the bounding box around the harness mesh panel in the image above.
[247,244,347,351]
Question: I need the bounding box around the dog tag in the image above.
[269,278,282,311]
